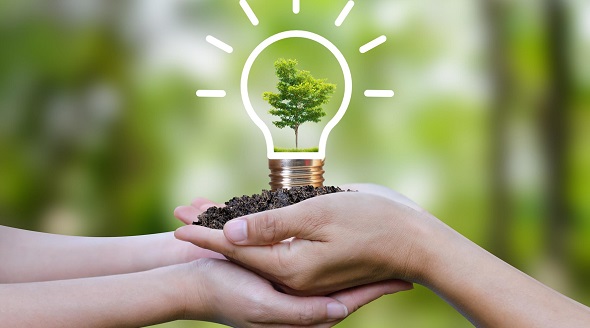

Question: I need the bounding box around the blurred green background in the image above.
[1,0,589,327]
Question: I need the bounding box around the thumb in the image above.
[223,203,315,245]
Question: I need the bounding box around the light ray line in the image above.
[293,0,300,14]
[239,0,259,26]
[196,90,226,98]
[359,35,387,53]
[364,90,395,98]
[335,1,355,27]
[206,35,234,53]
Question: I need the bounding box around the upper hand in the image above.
[175,186,435,295]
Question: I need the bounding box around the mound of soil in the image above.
[193,186,349,229]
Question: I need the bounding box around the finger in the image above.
[223,203,318,245]
[174,206,202,225]
[191,197,222,211]
[189,247,227,260]
[254,294,349,326]
[328,279,414,314]
[175,225,232,251]
[174,225,288,278]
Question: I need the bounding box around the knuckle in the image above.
[273,249,288,272]
[272,251,302,285]
[273,259,296,285]
[254,211,283,243]
[298,302,317,326]
[287,273,310,292]
[300,199,332,230]
[247,295,268,322]
[194,258,215,269]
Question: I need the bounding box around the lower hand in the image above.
[172,198,226,261]
[178,258,413,327]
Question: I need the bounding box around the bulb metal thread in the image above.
[268,159,325,191]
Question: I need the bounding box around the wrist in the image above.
[140,232,194,269]
[157,232,192,264]
[412,220,477,288]
[107,265,192,326]
[147,264,191,322]
[382,207,457,284]
[174,260,215,321]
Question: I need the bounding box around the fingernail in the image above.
[327,302,348,320]
[224,219,248,243]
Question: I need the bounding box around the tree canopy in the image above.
[263,59,336,149]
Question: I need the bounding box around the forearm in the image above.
[0,265,188,327]
[418,225,590,327]
[0,226,192,283]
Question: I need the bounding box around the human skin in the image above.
[174,184,590,327]
[0,226,221,283]
[0,202,412,327]
[0,258,411,327]
[0,196,235,284]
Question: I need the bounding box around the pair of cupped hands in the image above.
[173,184,435,327]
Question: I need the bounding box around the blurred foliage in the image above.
[1,0,589,327]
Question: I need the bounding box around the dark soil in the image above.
[193,186,350,229]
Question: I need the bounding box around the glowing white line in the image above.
[196,90,226,98]
[364,90,395,98]
[206,35,233,54]
[360,35,387,53]
[335,1,355,27]
[239,0,259,26]
[293,0,300,14]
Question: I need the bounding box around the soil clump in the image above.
[193,186,349,229]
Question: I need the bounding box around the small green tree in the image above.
[263,59,336,149]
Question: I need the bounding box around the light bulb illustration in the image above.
[197,1,394,190]
[241,30,352,190]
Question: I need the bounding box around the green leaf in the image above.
[262,58,336,148]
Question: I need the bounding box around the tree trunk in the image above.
[539,0,571,284]
[483,0,512,261]
[295,126,299,149]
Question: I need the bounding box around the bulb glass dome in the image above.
[241,30,353,160]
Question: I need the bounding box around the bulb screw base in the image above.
[268,159,325,191]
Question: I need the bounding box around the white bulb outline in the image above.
[241,30,353,160]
